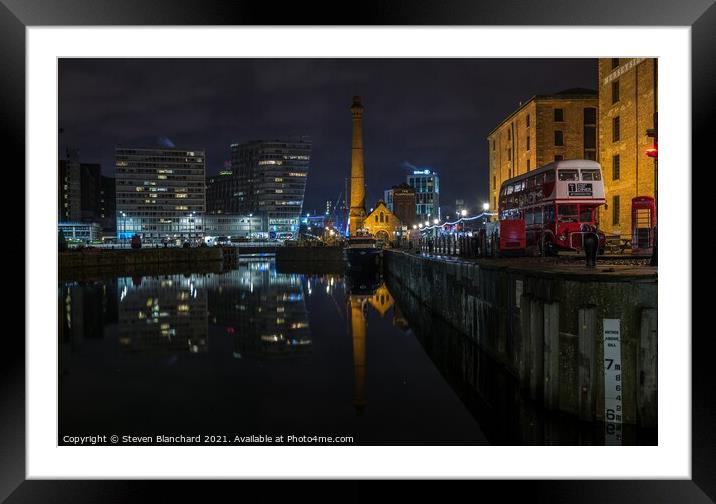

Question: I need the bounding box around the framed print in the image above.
[4,0,713,501]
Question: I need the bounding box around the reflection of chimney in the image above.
[349,296,367,415]
[349,96,366,236]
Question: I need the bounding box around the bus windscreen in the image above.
[558,170,579,181]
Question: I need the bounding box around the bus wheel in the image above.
[544,238,557,257]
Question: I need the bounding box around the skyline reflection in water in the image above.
[58,259,487,446]
[59,259,654,446]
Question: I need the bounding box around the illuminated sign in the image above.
[567,182,593,196]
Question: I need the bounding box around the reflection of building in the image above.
[487,88,598,213]
[348,293,368,415]
[115,146,206,241]
[407,169,440,221]
[117,275,208,353]
[204,261,312,359]
[363,201,401,242]
[59,281,118,375]
[367,283,394,317]
[392,305,410,331]
[597,58,657,236]
[346,278,395,415]
[59,282,110,344]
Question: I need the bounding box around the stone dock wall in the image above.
[59,247,225,280]
[383,250,657,427]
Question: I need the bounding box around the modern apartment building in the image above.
[207,139,311,235]
[115,147,206,242]
[407,169,440,221]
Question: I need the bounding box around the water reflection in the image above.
[59,259,486,445]
[117,275,208,354]
[58,259,652,445]
[203,263,312,359]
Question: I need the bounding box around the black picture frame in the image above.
[3,0,711,501]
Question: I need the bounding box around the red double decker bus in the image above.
[498,159,607,255]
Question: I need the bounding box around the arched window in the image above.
[380,212,384,223]
[375,215,378,222]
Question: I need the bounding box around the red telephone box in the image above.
[632,196,656,254]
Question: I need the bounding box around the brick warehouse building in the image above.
[597,58,658,237]
[487,89,598,214]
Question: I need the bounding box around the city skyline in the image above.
[58,58,596,214]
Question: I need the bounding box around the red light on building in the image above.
[645,146,658,158]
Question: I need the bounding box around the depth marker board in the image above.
[603,318,623,445]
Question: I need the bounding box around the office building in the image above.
[407,169,440,221]
[201,214,265,239]
[58,148,82,222]
[115,147,206,242]
[383,188,394,212]
[99,176,116,233]
[59,148,105,224]
[58,221,103,243]
[207,139,311,236]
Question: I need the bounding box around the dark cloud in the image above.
[58,58,596,214]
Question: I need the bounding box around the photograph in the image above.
[56,57,658,447]
[2,0,709,497]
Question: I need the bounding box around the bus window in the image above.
[535,207,544,224]
[525,208,534,225]
[544,204,555,224]
[558,170,579,181]
[527,176,535,188]
[581,169,602,181]
[558,204,579,222]
[506,185,514,195]
[544,171,554,183]
[579,206,594,222]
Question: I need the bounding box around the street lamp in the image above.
[483,202,490,212]
[190,212,196,243]
[120,211,127,247]
[461,209,467,217]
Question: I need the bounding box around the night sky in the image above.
[58,58,596,215]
